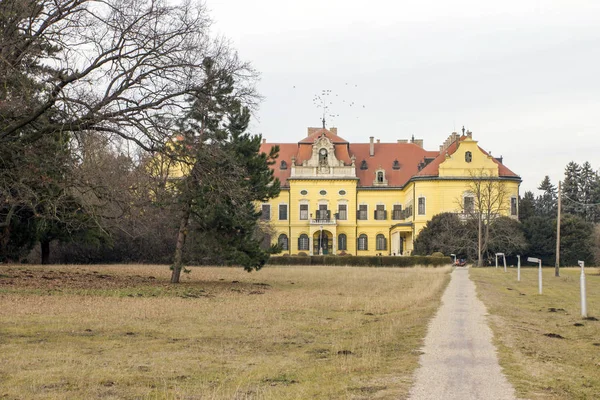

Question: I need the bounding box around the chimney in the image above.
[369,136,374,156]
[262,138,266,144]
[376,139,380,144]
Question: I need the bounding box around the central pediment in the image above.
[290,133,356,179]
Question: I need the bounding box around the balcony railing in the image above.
[310,218,337,225]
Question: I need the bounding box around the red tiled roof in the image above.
[299,128,349,144]
[260,133,519,187]
[416,136,519,178]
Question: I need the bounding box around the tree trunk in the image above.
[41,240,50,265]
[171,203,191,283]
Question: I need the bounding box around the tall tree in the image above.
[165,57,279,283]
[562,162,581,216]
[519,191,536,221]
[536,176,557,218]
[579,162,599,223]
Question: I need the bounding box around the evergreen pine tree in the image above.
[518,191,536,221]
[562,161,581,216]
[536,176,557,218]
[579,162,598,222]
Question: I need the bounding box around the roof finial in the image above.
[322,116,326,129]
[462,126,465,135]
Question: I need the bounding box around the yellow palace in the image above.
[259,125,521,256]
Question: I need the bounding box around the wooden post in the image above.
[555,181,561,277]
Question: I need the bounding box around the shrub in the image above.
[267,255,451,267]
[431,251,444,258]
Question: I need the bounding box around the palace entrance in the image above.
[313,230,332,255]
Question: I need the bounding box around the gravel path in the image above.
[408,267,517,400]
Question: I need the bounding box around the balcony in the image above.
[310,217,337,225]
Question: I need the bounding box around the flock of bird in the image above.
[292,84,367,126]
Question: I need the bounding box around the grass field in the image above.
[0,264,451,399]
[471,266,600,399]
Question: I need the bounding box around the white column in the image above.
[309,236,313,256]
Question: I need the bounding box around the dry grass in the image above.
[0,264,450,399]
[471,266,600,399]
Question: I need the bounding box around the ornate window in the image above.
[339,190,346,196]
[299,204,308,220]
[373,168,388,186]
[376,234,387,251]
[279,204,288,220]
[261,204,270,220]
[319,148,328,166]
[300,190,308,196]
[465,151,472,163]
[278,234,288,250]
[319,190,327,196]
[338,234,347,251]
[338,204,347,220]
[280,160,287,170]
[464,196,474,214]
[392,160,400,170]
[357,234,368,251]
[298,234,309,251]
[418,197,426,215]
[377,171,384,183]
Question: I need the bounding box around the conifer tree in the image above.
[562,161,581,216]
[536,176,557,218]
[579,162,598,222]
[518,191,536,221]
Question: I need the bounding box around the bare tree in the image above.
[0,0,257,149]
[459,169,512,266]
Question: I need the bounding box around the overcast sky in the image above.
[207,0,600,194]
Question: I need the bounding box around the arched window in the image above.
[376,234,387,251]
[338,234,347,251]
[377,171,384,183]
[278,234,289,250]
[298,234,309,251]
[465,151,472,163]
[392,160,400,170]
[357,234,368,251]
[319,148,328,166]
[280,160,287,170]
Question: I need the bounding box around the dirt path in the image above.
[408,267,517,400]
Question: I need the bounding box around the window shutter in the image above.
[373,210,377,219]
[327,210,331,219]
[356,210,361,219]
[384,210,387,219]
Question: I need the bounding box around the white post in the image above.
[579,261,587,318]
[503,255,507,273]
[495,254,498,268]
[517,255,521,282]
[451,253,456,266]
[538,260,542,295]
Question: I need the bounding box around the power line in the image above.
[562,194,600,207]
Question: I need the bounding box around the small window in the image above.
[299,204,308,220]
[300,190,308,196]
[360,160,368,170]
[511,197,518,216]
[465,151,472,163]
[338,234,347,251]
[278,234,288,250]
[357,234,368,251]
[280,160,287,170]
[418,197,426,215]
[392,204,402,220]
[377,171,384,183]
[298,234,309,251]
[319,190,327,196]
[376,234,387,251]
[357,204,368,220]
[339,190,346,196]
[392,160,400,170]
[261,204,270,220]
[338,204,347,220]
[279,204,288,220]
[374,204,386,220]
[464,197,474,214]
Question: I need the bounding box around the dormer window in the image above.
[392,160,400,170]
[373,168,388,186]
[360,160,368,170]
[465,151,472,163]
[280,160,287,170]
[319,148,328,166]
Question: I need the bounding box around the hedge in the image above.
[267,255,451,267]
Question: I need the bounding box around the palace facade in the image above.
[259,126,521,256]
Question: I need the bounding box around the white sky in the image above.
[207,0,600,194]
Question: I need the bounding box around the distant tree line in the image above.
[414,162,600,266]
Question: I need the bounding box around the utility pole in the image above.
[555,181,561,277]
